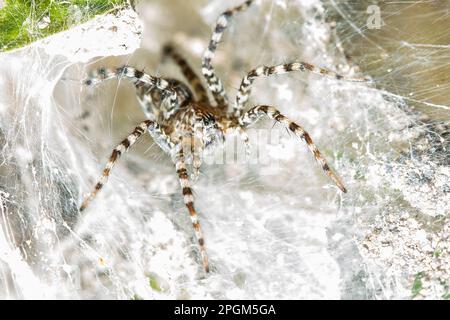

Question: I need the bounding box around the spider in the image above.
[80,0,366,273]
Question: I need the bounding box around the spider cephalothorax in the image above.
[80,0,366,273]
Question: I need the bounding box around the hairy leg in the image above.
[190,124,205,181]
[162,44,210,104]
[79,120,172,211]
[84,66,180,118]
[136,78,194,123]
[240,105,347,193]
[174,144,210,272]
[201,0,254,108]
[234,62,368,118]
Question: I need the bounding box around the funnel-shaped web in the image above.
[0,0,448,299]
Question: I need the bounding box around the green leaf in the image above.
[0,0,128,51]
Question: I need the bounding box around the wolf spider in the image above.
[80,0,366,273]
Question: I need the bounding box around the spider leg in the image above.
[201,0,254,108]
[136,86,160,120]
[79,120,172,211]
[233,62,368,118]
[162,43,210,105]
[84,66,180,118]
[240,105,347,193]
[174,144,209,272]
[138,78,194,121]
[190,131,205,181]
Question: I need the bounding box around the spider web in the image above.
[0,0,448,299]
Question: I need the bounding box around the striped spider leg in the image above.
[239,105,347,192]
[190,123,205,181]
[231,62,366,192]
[80,121,210,272]
[234,62,367,118]
[173,140,209,272]
[230,61,367,190]
[222,2,366,191]
[202,0,254,107]
[85,66,183,119]
[80,120,169,211]
[162,43,211,105]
